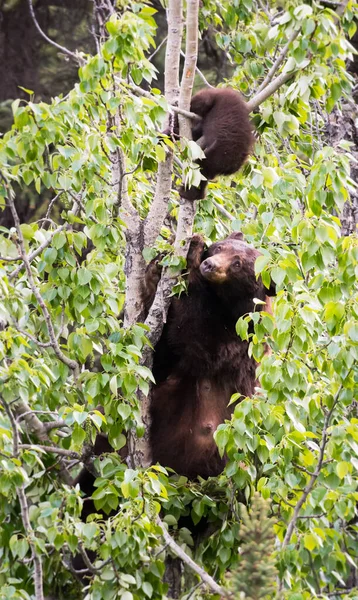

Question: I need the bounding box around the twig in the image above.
[77,542,104,574]
[297,512,326,519]
[256,28,301,94]
[212,200,234,221]
[0,255,21,262]
[44,191,63,221]
[257,0,273,22]
[19,444,81,459]
[180,50,213,88]
[13,325,54,348]
[149,35,168,61]
[292,461,314,476]
[157,517,229,597]
[28,0,83,64]
[319,589,357,598]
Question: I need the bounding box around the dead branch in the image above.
[28,0,83,64]
[157,517,229,597]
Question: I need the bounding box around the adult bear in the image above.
[72,233,275,507]
[172,88,254,200]
[148,232,275,478]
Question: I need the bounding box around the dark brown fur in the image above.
[179,88,254,200]
[148,233,275,478]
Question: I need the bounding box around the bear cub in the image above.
[170,88,254,200]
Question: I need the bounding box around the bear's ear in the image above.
[228,231,244,241]
[265,278,276,296]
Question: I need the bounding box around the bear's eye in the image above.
[215,245,222,252]
[233,260,241,269]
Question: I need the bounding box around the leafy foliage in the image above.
[0,1,358,599]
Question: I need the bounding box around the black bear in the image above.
[69,233,275,578]
[74,233,275,488]
[147,232,275,478]
[173,88,254,200]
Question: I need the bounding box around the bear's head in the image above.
[200,232,276,299]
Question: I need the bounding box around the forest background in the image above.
[0,0,358,599]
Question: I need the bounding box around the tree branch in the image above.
[157,517,229,597]
[117,78,200,122]
[282,384,345,549]
[9,198,80,280]
[19,444,81,459]
[2,178,79,376]
[28,0,83,64]
[15,401,50,441]
[1,398,44,600]
[143,0,183,249]
[256,28,301,94]
[247,71,299,113]
[142,0,199,355]
[129,0,184,470]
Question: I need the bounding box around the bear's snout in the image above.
[200,258,216,274]
[200,256,228,283]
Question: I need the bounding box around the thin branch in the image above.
[157,517,229,597]
[256,28,301,94]
[44,191,63,221]
[256,0,273,23]
[19,444,80,459]
[180,50,214,88]
[319,589,358,598]
[10,205,79,280]
[4,181,79,376]
[1,398,44,600]
[28,0,83,64]
[247,71,298,113]
[0,254,21,262]
[117,78,201,122]
[13,325,54,348]
[15,401,50,441]
[292,461,314,476]
[212,200,234,221]
[282,383,345,549]
[297,512,326,519]
[148,35,168,61]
